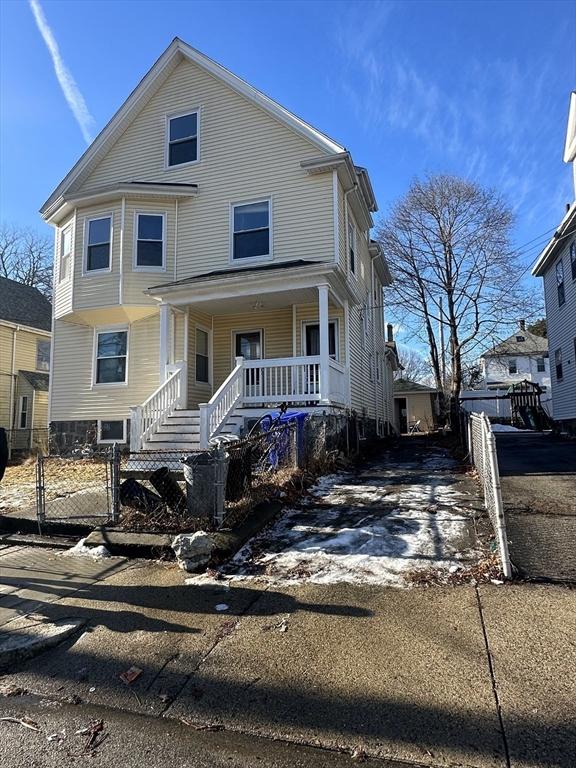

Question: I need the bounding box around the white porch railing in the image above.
[129,361,186,451]
[199,356,245,449]
[243,355,322,405]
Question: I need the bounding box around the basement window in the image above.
[167,111,198,167]
[98,419,126,444]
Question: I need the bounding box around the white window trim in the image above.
[232,329,264,366]
[83,213,113,275]
[195,324,212,385]
[59,223,74,283]
[348,216,356,276]
[301,319,340,361]
[164,108,201,170]
[229,197,273,264]
[97,419,127,444]
[92,325,129,388]
[133,211,167,272]
[18,395,29,430]
[36,339,51,372]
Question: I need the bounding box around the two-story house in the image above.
[0,277,52,454]
[532,91,576,434]
[481,321,550,390]
[42,39,396,451]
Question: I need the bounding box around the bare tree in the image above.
[0,223,53,296]
[377,175,537,414]
[395,345,432,384]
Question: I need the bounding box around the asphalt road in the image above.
[495,431,576,581]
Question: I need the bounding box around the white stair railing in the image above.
[130,361,186,450]
[199,357,244,449]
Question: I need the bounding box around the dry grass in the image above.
[405,554,504,587]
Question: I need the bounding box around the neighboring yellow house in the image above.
[393,379,439,434]
[41,38,397,451]
[0,277,52,454]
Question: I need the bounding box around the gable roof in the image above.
[0,277,52,332]
[41,38,346,219]
[20,370,50,391]
[393,379,437,394]
[564,91,576,163]
[532,202,576,277]
[482,329,548,357]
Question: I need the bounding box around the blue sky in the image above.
[1,0,574,291]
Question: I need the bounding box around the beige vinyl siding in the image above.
[172,308,186,364]
[33,391,49,429]
[73,202,121,311]
[395,393,435,433]
[50,315,160,421]
[54,214,75,319]
[187,307,213,408]
[294,303,345,361]
[122,199,177,305]
[0,324,52,430]
[543,235,576,420]
[75,58,333,278]
[212,309,293,392]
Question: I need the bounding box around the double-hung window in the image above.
[536,357,546,373]
[508,359,517,375]
[36,340,50,372]
[19,396,28,429]
[135,213,164,269]
[556,259,565,306]
[167,111,198,167]
[95,329,128,384]
[232,201,270,260]
[86,216,112,272]
[571,241,576,281]
[555,348,563,380]
[348,221,356,274]
[195,328,210,384]
[60,226,72,281]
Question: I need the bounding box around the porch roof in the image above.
[145,259,358,310]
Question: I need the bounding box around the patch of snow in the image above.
[215,603,229,612]
[63,538,111,559]
[490,424,522,432]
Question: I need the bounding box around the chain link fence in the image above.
[466,412,512,578]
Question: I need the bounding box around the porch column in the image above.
[318,283,330,404]
[159,302,171,384]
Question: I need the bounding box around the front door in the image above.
[235,330,262,394]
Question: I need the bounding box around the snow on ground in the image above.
[490,424,523,432]
[63,538,112,559]
[211,447,480,588]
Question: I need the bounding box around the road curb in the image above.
[0,617,85,673]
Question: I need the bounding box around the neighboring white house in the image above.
[532,91,576,434]
[481,321,550,391]
[41,38,397,451]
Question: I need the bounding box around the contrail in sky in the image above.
[28,0,95,144]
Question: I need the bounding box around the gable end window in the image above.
[555,348,563,381]
[135,213,165,269]
[95,329,128,385]
[86,216,112,272]
[36,340,50,372]
[556,259,565,306]
[60,226,73,282]
[232,201,270,260]
[571,241,576,281]
[348,221,356,275]
[536,357,546,373]
[508,359,517,375]
[167,111,198,167]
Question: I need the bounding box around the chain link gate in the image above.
[36,445,121,531]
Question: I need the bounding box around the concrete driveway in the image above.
[495,432,576,581]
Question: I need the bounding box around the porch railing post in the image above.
[129,406,142,451]
[318,283,330,404]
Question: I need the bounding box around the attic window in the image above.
[167,111,198,167]
[516,335,525,342]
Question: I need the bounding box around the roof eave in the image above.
[532,202,576,276]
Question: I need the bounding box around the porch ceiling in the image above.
[181,286,339,315]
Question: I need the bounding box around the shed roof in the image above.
[19,370,50,391]
[393,379,437,394]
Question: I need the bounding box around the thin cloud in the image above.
[28,0,95,144]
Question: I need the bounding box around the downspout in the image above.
[174,199,179,280]
[370,256,379,433]
[8,326,18,458]
[119,197,126,304]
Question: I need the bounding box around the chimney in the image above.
[387,323,394,343]
[519,319,526,331]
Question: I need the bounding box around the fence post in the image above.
[110,443,121,524]
[36,455,45,533]
[214,446,226,527]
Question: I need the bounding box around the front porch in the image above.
[131,262,354,449]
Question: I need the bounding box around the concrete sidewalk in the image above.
[1,548,574,767]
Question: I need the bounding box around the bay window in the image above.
[95,329,128,384]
